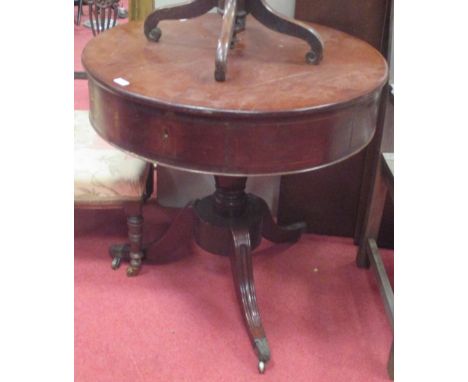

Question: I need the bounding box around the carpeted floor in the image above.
[75,204,393,382]
[74,6,394,381]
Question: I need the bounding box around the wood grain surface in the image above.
[82,14,388,176]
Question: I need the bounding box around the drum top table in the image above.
[82,14,387,374]
[83,14,387,176]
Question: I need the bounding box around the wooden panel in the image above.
[278,0,393,243]
[278,152,366,237]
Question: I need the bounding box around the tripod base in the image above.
[144,0,323,81]
[110,176,306,373]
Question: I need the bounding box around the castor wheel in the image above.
[127,265,140,277]
[148,27,162,42]
[253,337,270,374]
[126,265,140,277]
[305,51,319,65]
[258,361,266,374]
[111,256,121,270]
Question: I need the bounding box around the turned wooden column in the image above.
[214,176,248,217]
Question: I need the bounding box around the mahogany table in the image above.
[82,14,387,374]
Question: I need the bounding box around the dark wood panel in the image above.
[278,0,393,244]
[278,151,366,237]
[84,18,386,176]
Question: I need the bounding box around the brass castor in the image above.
[126,265,140,277]
[258,361,266,374]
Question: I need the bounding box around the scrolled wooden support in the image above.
[144,0,324,81]
[258,197,307,243]
[247,0,323,64]
[144,0,218,42]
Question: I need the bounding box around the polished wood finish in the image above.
[194,176,304,373]
[105,165,154,275]
[192,178,303,257]
[110,202,195,267]
[144,203,196,263]
[83,16,387,176]
[278,0,393,242]
[126,205,144,276]
[82,16,387,372]
[230,226,270,370]
[215,0,237,81]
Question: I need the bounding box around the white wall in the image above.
[154,0,296,212]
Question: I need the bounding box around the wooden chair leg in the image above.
[109,202,145,276]
[125,202,144,277]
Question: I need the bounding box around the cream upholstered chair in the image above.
[74,110,154,276]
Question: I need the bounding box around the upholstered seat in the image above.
[74,110,151,205]
[74,110,154,276]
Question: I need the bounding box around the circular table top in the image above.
[82,14,387,117]
[82,15,388,176]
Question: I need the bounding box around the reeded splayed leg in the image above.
[247,0,324,64]
[230,226,271,374]
[215,0,237,81]
[144,0,218,42]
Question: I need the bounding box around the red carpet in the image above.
[75,204,393,382]
[75,7,394,381]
